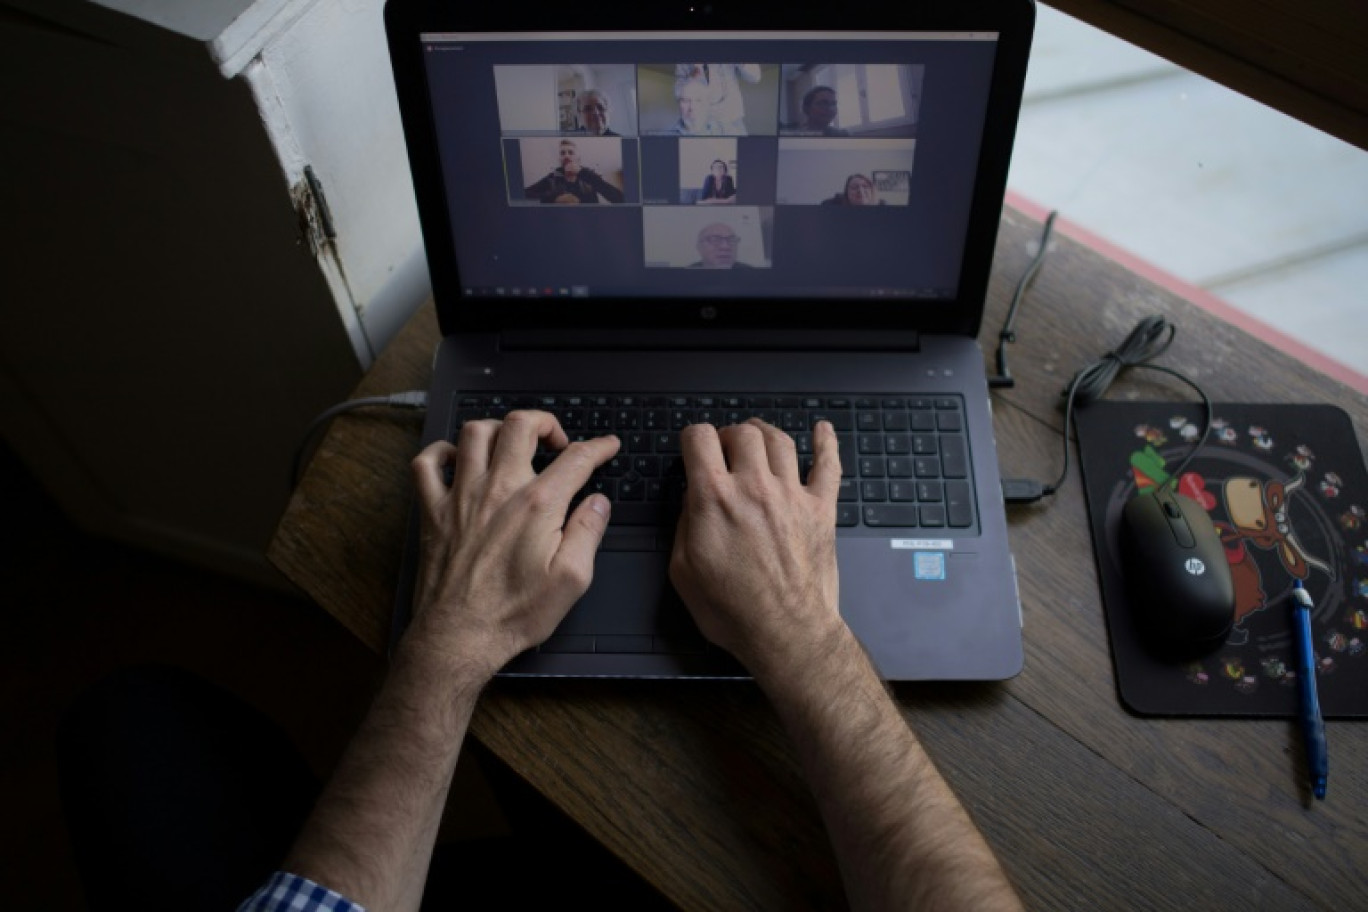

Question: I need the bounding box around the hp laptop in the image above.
[385,0,1033,680]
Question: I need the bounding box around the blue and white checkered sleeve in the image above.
[238,870,367,912]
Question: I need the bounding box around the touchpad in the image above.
[556,552,692,636]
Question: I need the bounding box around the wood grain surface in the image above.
[268,206,1368,911]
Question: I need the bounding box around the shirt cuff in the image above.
[238,870,366,912]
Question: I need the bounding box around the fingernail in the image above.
[589,494,611,517]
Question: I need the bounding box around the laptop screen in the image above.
[417,32,1000,306]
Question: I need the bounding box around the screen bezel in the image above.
[384,0,1036,337]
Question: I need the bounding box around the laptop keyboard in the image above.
[449,393,976,532]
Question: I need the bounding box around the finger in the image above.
[488,410,568,478]
[411,439,459,507]
[550,494,612,595]
[451,419,501,488]
[806,420,843,502]
[752,419,800,483]
[679,423,729,497]
[717,421,769,476]
[536,434,621,502]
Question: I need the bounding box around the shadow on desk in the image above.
[0,440,671,910]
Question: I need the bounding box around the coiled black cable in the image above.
[1045,314,1212,495]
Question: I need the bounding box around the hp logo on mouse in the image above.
[1184,558,1207,576]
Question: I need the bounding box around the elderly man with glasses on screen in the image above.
[573,89,618,136]
[690,222,754,268]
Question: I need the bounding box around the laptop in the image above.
[384,0,1033,680]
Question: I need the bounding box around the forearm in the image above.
[283,643,486,911]
[756,627,1021,912]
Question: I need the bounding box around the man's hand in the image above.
[669,419,844,679]
[408,410,620,680]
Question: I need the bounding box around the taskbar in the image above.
[461,285,953,300]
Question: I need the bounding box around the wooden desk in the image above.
[269,207,1368,910]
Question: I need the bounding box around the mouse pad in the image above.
[1075,402,1368,717]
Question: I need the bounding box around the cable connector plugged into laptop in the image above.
[291,390,429,489]
[384,391,428,409]
[1001,477,1049,505]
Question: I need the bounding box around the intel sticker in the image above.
[914,552,947,580]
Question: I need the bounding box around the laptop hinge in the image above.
[500,328,922,352]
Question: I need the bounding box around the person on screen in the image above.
[670,78,722,136]
[697,160,737,205]
[572,89,618,137]
[675,63,762,135]
[689,222,753,268]
[821,174,884,206]
[797,86,849,136]
[523,139,624,204]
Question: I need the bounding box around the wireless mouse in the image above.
[1118,486,1235,661]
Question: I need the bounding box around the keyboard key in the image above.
[937,410,963,432]
[836,435,856,477]
[809,410,852,431]
[836,504,860,526]
[859,457,886,477]
[919,504,947,527]
[609,501,673,525]
[861,480,888,501]
[887,457,914,477]
[863,505,919,527]
[946,481,974,527]
[940,436,968,478]
[889,480,916,502]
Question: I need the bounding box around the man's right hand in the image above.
[669,419,845,680]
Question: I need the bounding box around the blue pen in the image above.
[1291,579,1328,800]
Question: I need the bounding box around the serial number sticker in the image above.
[891,539,954,550]
[914,552,947,580]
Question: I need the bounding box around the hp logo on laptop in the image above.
[1184,558,1207,576]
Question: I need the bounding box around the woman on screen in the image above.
[821,173,884,206]
[698,160,737,205]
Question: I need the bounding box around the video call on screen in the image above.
[421,33,998,301]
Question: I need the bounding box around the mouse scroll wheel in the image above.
[1163,500,1182,519]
